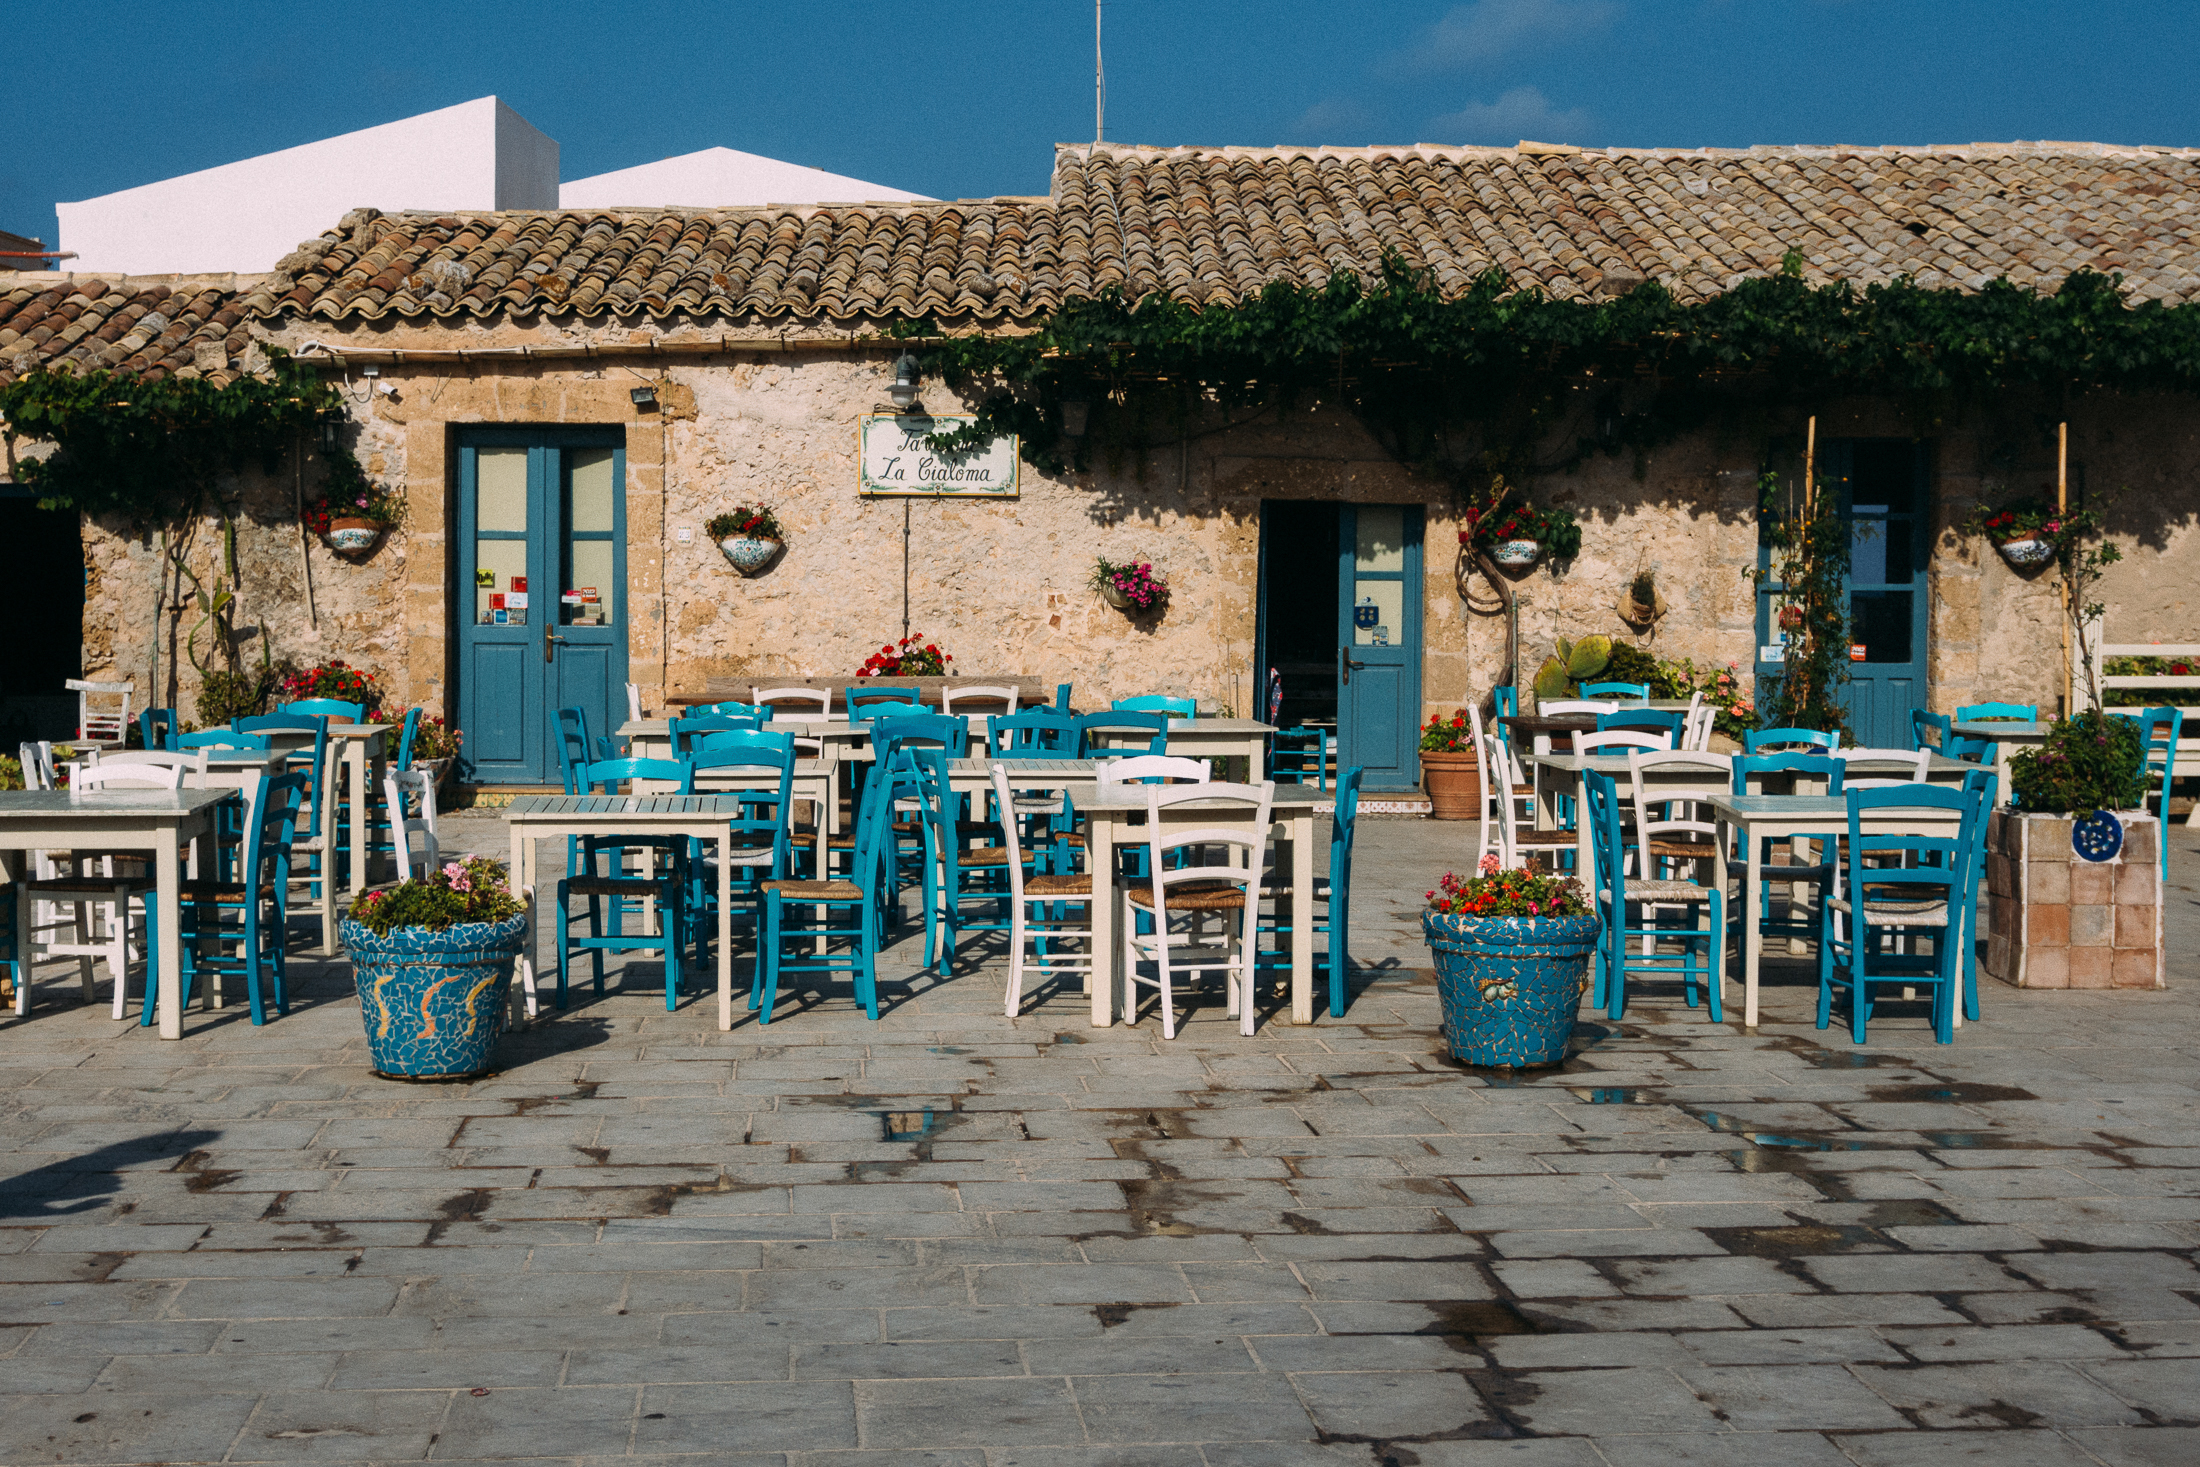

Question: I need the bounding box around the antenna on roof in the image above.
[1095,0,1105,143]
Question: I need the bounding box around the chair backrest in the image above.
[73,758,185,791]
[1910,708,1952,752]
[1944,732,1996,764]
[578,756,692,794]
[1955,701,2037,723]
[139,708,177,752]
[383,767,441,881]
[688,742,796,874]
[870,713,970,766]
[1329,765,1365,890]
[1837,747,1932,789]
[1840,783,1975,921]
[754,686,832,718]
[1732,751,1845,796]
[1491,686,1519,750]
[625,682,646,721]
[942,684,1021,716]
[67,679,132,746]
[1579,681,1650,700]
[1098,754,1211,786]
[1625,750,1731,863]
[846,685,925,718]
[234,714,331,826]
[1142,781,1275,912]
[102,749,208,780]
[1055,683,1075,711]
[1582,768,1629,898]
[685,727,799,760]
[1538,699,1619,716]
[2112,707,2184,772]
[668,712,769,754]
[179,729,273,753]
[395,706,424,771]
[988,707,1081,756]
[1113,695,1195,719]
[1682,692,1713,752]
[555,706,593,795]
[1744,726,1840,754]
[1574,730,1671,756]
[1075,710,1169,757]
[241,772,309,893]
[1597,709,1685,741]
[281,698,364,722]
[987,762,1062,904]
[18,741,54,791]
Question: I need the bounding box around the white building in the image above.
[58,98,558,276]
[560,147,931,209]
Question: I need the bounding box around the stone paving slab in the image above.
[0,817,2192,1463]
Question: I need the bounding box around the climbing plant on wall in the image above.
[1750,468,1853,740]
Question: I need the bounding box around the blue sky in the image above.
[6,0,2198,251]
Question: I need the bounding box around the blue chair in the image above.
[686,737,798,951]
[1492,686,1519,753]
[1955,701,2037,723]
[143,773,307,1028]
[690,699,769,716]
[1075,711,1169,758]
[180,729,272,752]
[753,749,895,1023]
[281,698,366,722]
[1944,732,1996,765]
[1271,726,1333,790]
[1732,753,1845,946]
[1957,766,1996,1023]
[1580,681,1650,700]
[236,714,334,891]
[1597,709,1685,743]
[0,880,17,1009]
[1257,767,1364,1017]
[990,708,1080,757]
[1114,695,1196,719]
[906,746,1022,976]
[870,713,970,763]
[554,758,692,1011]
[2112,707,2184,880]
[1910,708,1951,753]
[139,709,177,751]
[846,686,924,721]
[669,712,769,755]
[1055,683,1075,712]
[1745,727,1840,754]
[393,707,424,771]
[1583,768,1722,1021]
[1817,782,1984,1044]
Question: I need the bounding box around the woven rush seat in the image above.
[954,846,1014,867]
[762,879,862,901]
[1025,872,1093,897]
[1645,837,1720,861]
[1126,880,1245,911]
[1511,829,1576,846]
[1601,879,1719,902]
[173,880,279,902]
[27,874,154,895]
[1829,894,1950,926]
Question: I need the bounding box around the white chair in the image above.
[22,759,182,1018]
[383,768,442,881]
[991,764,1096,1016]
[1097,755,1210,788]
[1682,693,1713,751]
[754,687,832,719]
[66,679,133,749]
[625,682,646,722]
[1123,781,1275,1039]
[941,685,1020,717]
[1574,730,1672,756]
[1626,749,1735,958]
[1538,700,1621,716]
[18,742,55,791]
[1478,730,1581,872]
[1837,747,1932,789]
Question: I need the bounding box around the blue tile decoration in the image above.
[1424,910,1601,1067]
[2072,809,2124,863]
[341,915,529,1079]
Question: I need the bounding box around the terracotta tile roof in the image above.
[9,141,2200,379]
[0,273,289,387]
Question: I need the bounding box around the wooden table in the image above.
[504,795,747,1030]
[1709,793,1966,1028]
[1079,785,1320,1028]
[1950,720,2047,796]
[0,789,232,1038]
[256,723,391,899]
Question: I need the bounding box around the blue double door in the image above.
[457,430,628,785]
[1257,501,1424,791]
[1754,438,1932,749]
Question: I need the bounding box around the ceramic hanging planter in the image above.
[719,535,783,576]
[1489,539,1543,569]
[1617,587,1668,629]
[1995,536,2056,568]
[322,517,387,558]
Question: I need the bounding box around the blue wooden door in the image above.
[1753,439,1930,749]
[1336,505,1424,791]
[457,430,627,785]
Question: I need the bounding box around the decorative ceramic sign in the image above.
[860,414,1019,497]
[2073,809,2124,862]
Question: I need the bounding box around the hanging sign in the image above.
[859,414,1019,498]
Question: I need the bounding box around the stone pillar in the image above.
[1985,809,2163,990]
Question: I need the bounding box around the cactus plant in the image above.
[1564,634,1613,680]
[1533,655,1576,701]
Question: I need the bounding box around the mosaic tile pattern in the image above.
[1425,910,1600,1067]
[341,914,527,1078]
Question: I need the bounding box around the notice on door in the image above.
[859,414,1019,498]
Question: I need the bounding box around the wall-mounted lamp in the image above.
[630,384,658,410]
[317,411,344,452]
[887,352,922,411]
[1059,399,1091,438]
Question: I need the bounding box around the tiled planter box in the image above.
[1984,809,2163,990]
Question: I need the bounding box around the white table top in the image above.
[1081,786,1323,814]
[1530,752,1972,775]
[1951,721,2049,739]
[504,794,753,822]
[1710,794,1963,822]
[0,789,233,819]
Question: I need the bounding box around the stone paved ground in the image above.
[0,815,2195,1466]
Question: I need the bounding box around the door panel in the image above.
[1336,505,1424,791]
[457,430,626,785]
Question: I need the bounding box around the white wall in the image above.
[559,146,931,208]
[58,98,558,276]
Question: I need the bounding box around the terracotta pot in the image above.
[323,518,385,556]
[1421,748,1482,820]
[1996,536,2056,567]
[719,536,782,576]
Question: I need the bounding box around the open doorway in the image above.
[0,493,82,743]
[1257,501,1339,731]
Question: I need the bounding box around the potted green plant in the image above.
[1092,557,1168,613]
[709,505,784,575]
[1424,855,1600,1066]
[1963,497,2081,569]
[1418,709,1482,820]
[1618,568,1667,628]
[1985,710,2161,991]
[342,856,528,1079]
[1463,495,1582,573]
[304,454,404,558]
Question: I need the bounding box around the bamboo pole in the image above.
[2058,420,2070,712]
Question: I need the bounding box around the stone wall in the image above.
[39,313,2200,751]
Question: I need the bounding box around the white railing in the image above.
[2074,625,2200,826]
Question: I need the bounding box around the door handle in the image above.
[544,631,568,663]
[1340,647,1367,684]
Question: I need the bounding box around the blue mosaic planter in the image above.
[1425,910,1601,1067]
[342,915,528,1079]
